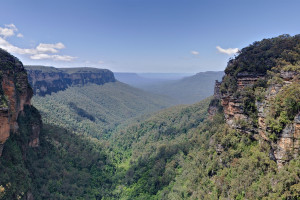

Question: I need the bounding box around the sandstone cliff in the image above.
[209,35,300,167]
[0,49,42,156]
[25,65,116,96]
[211,72,299,168]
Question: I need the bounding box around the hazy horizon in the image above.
[1,0,300,73]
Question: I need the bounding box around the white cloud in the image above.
[0,24,76,62]
[98,60,104,64]
[0,28,14,37]
[30,54,51,60]
[0,24,19,38]
[5,24,17,30]
[191,50,199,55]
[36,42,65,53]
[17,33,23,38]
[216,46,239,55]
[0,37,36,54]
[30,54,75,61]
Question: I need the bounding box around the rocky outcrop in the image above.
[208,81,222,117]
[211,71,299,167]
[218,73,264,128]
[25,65,116,96]
[213,80,221,99]
[0,49,42,156]
[255,73,300,167]
[273,116,300,167]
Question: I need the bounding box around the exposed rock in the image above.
[280,71,299,81]
[212,73,265,130]
[25,65,116,96]
[236,72,265,90]
[214,80,221,99]
[207,81,222,117]
[271,113,300,168]
[0,49,42,156]
[212,70,299,167]
[221,95,247,127]
[255,73,299,167]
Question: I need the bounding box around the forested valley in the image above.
[0,35,300,199]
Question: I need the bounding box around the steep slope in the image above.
[27,125,116,199]
[104,35,300,199]
[0,49,42,199]
[213,34,300,167]
[107,98,299,199]
[25,65,116,96]
[0,53,117,200]
[0,124,116,200]
[1,35,300,199]
[32,82,171,138]
[140,71,224,104]
[0,49,42,156]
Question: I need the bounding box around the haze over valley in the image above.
[0,1,300,199]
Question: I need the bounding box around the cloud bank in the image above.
[216,46,239,55]
[0,24,76,61]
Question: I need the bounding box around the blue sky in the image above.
[1,0,300,73]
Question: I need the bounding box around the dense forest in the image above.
[1,35,300,199]
[32,82,171,139]
[0,124,116,199]
[105,99,300,199]
[1,99,299,199]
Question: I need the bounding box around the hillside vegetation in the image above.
[1,35,300,200]
[103,35,300,199]
[32,82,172,138]
[1,99,299,199]
[221,34,300,94]
[104,99,299,199]
[0,124,116,199]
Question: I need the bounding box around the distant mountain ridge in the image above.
[140,71,224,104]
[114,72,192,87]
[25,65,116,96]
[25,66,219,105]
[114,72,157,87]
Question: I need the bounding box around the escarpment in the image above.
[25,65,116,96]
[0,49,42,156]
[209,34,300,167]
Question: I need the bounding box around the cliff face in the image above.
[211,67,299,168]
[209,35,300,168]
[256,73,300,167]
[0,49,42,156]
[220,72,265,128]
[25,66,116,96]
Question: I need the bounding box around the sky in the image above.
[1,0,300,73]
